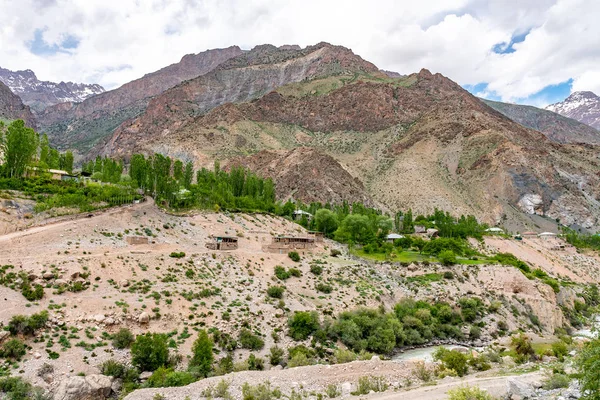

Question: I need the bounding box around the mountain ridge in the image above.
[546,91,600,130]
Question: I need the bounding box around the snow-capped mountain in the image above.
[546,91,600,130]
[0,67,104,112]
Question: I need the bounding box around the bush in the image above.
[169,252,185,258]
[274,266,290,280]
[0,376,45,400]
[288,267,302,277]
[288,311,321,341]
[8,311,48,335]
[447,385,494,400]
[269,346,285,366]
[241,382,281,400]
[310,264,323,275]
[267,286,285,299]
[0,338,26,359]
[469,326,481,340]
[543,373,570,390]
[21,282,44,301]
[433,348,469,377]
[333,348,357,364]
[247,354,264,371]
[239,329,264,351]
[131,333,170,371]
[112,328,135,349]
[551,341,569,361]
[189,330,213,378]
[438,250,457,266]
[145,367,196,388]
[576,337,600,399]
[352,376,388,395]
[330,249,342,257]
[288,251,301,262]
[315,283,333,293]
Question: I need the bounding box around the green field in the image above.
[352,249,490,265]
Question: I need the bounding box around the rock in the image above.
[271,365,283,370]
[104,317,115,325]
[70,272,80,280]
[138,312,150,324]
[139,371,153,381]
[503,355,516,367]
[119,279,129,287]
[55,279,68,287]
[53,374,113,400]
[111,378,122,393]
[43,272,54,280]
[507,378,536,399]
[33,352,42,359]
[341,382,353,396]
[92,314,106,323]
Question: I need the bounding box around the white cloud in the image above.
[0,0,598,102]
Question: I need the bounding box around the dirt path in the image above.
[369,371,543,399]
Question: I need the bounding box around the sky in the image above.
[0,0,598,108]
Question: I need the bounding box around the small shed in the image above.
[293,210,313,221]
[206,235,239,250]
[414,225,427,234]
[126,236,149,245]
[426,228,439,238]
[263,235,316,253]
[386,233,405,243]
[485,227,504,234]
[307,231,325,242]
[521,231,538,238]
[538,232,558,240]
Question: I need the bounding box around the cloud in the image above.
[0,0,598,105]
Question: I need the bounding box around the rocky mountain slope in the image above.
[101,43,381,156]
[102,62,600,231]
[546,91,600,130]
[482,98,600,144]
[0,67,104,112]
[0,81,37,128]
[36,46,244,152]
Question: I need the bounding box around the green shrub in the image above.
[0,376,46,400]
[310,264,323,275]
[288,251,301,262]
[274,266,290,280]
[112,328,135,349]
[269,346,285,366]
[247,354,264,371]
[543,373,570,390]
[330,249,341,257]
[0,338,26,359]
[438,250,457,266]
[352,376,388,395]
[511,334,535,363]
[169,252,185,258]
[288,267,301,277]
[288,311,320,341]
[447,385,495,400]
[326,384,341,398]
[315,283,333,293]
[469,326,481,340]
[333,348,357,364]
[433,348,469,377]
[492,253,531,273]
[551,341,569,361]
[241,382,281,400]
[8,311,48,335]
[131,333,170,371]
[21,282,44,301]
[576,337,600,399]
[267,286,285,299]
[239,329,264,351]
[145,367,195,388]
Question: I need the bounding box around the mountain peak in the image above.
[546,90,600,130]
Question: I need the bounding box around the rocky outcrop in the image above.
[53,374,114,400]
[0,81,37,128]
[0,67,104,112]
[37,46,244,151]
[547,91,600,130]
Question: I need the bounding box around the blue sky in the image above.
[28,29,79,56]
[464,80,574,107]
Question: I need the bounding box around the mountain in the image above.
[36,46,244,152]
[0,81,36,128]
[98,56,600,231]
[482,98,600,144]
[101,42,381,156]
[0,67,104,112]
[546,91,600,130]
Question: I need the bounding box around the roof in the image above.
[538,232,557,236]
[214,235,238,240]
[386,233,405,239]
[293,210,313,216]
[485,227,504,232]
[48,169,70,175]
[522,231,537,235]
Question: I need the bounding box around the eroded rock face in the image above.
[0,81,36,129]
[53,374,114,400]
[518,194,544,215]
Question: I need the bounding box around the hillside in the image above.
[482,98,600,144]
[36,46,243,152]
[0,197,596,399]
[101,67,600,231]
[0,81,36,128]
[547,91,600,130]
[0,67,104,112]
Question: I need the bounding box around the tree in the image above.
[577,338,600,399]
[288,311,321,341]
[189,330,213,377]
[1,120,38,178]
[131,333,169,371]
[173,160,184,182]
[63,151,74,174]
[314,209,338,236]
[438,250,457,265]
[39,134,50,167]
[335,214,372,244]
[183,162,194,189]
[403,209,414,234]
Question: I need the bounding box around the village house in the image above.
[206,235,239,250]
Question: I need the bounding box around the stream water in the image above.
[392,345,471,363]
[573,315,600,339]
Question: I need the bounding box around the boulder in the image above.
[55,279,68,287]
[507,378,536,399]
[119,279,129,288]
[53,374,113,400]
[138,312,150,324]
[43,272,54,280]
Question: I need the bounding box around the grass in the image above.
[352,249,490,265]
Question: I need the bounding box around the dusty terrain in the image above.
[0,200,598,398]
